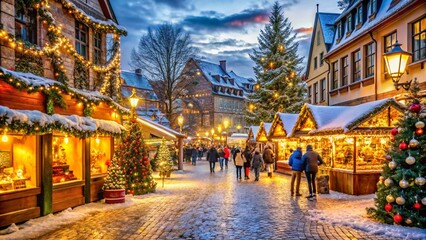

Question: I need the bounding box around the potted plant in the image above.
[102,154,126,204]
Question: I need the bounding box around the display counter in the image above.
[0,134,40,227]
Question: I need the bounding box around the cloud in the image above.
[194,39,256,49]
[281,0,300,9]
[182,8,269,32]
[155,0,195,10]
[293,27,313,34]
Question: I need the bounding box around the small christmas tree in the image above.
[118,119,156,195]
[102,154,125,190]
[156,139,174,187]
[368,81,426,228]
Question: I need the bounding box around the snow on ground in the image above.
[310,192,426,239]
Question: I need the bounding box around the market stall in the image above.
[255,122,273,152]
[291,98,404,195]
[268,113,299,175]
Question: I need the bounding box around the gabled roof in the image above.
[248,126,260,141]
[121,71,153,90]
[292,98,405,135]
[327,0,414,56]
[228,70,255,93]
[269,113,299,138]
[305,12,339,78]
[256,122,272,142]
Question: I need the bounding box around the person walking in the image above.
[288,147,303,196]
[217,146,225,170]
[207,146,219,173]
[223,145,230,169]
[251,149,264,181]
[185,145,192,163]
[233,147,244,180]
[242,146,252,180]
[302,145,324,200]
[262,145,275,178]
[198,146,203,161]
[191,146,198,166]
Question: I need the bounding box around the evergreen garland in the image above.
[15,50,44,77]
[74,60,89,89]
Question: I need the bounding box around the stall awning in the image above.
[136,117,185,140]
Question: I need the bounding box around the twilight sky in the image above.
[110,0,341,79]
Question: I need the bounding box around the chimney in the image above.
[135,69,142,75]
[316,4,319,13]
[219,60,226,72]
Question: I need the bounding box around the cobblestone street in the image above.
[35,161,396,240]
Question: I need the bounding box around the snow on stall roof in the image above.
[328,0,412,54]
[263,122,272,135]
[308,98,403,133]
[318,13,339,45]
[249,126,259,140]
[230,133,248,138]
[0,105,124,135]
[277,113,299,137]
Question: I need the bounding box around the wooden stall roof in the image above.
[268,113,299,138]
[255,122,272,142]
[291,98,405,136]
[247,126,259,143]
[136,117,185,140]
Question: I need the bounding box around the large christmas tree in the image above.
[246,1,306,125]
[103,154,126,190]
[368,83,426,228]
[156,139,174,187]
[118,119,156,195]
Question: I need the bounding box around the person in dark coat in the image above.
[242,146,252,180]
[262,145,275,178]
[185,145,192,163]
[302,145,324,200]
[251,149,264,181]
[206,147,219,173]
[217,146,225,170]
[191,147,198,166]
[288,147,303,196]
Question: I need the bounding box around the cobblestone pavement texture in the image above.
[36,160,398,240]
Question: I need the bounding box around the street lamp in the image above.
[236,124,242,133]
[217,124,222,134]
[177,114,184,133]
[383,41,412,90]
[128,88,139,119]
[223,119,229,130]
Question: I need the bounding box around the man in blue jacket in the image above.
[288,147,303,196]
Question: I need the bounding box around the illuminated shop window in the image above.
[52,136,83,184]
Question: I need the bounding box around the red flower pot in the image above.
[103,189,125,204]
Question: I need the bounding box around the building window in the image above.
[320,52,324,66]
[365,42,375,77]
[332,61,339,90]
[412,17,426,62]
[314,83,318,104]
[353,50,361,82]
[320,78,326,102]
[355,6,363,26]
[203,114,210,127]
[341,56,348,86]
[15,3,37,44]
[346,15,352,33]
[317,30,321,45]
[308,86,312,103]
[368,0,377,16]
[384,31,397,52]
[314,57,318,69]
[75,22,88,59]
[337,22,342,39]
[94,32,102,64]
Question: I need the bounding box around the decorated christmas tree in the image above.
[118,119,156,195]
[368,82,426,228]
[102,154,125,190]
[246,1,306,125]
[156,139,174,187]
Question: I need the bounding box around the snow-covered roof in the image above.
[228,70,255,93]
[328,0,412,55]
[263,123,272,135]
[0,105,124,137]
[277,113,299,137]
[318,13,339,45]
[136,116,185,139]
[295,98,405,135]
[121,86,158,101]
[136,107,170,126]
[230,133,249,138]
[248,126,259,141]
[120,71,153,90]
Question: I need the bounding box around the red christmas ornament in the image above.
[414,202,421,210]
[399,141,408,150]
[391,136,396,142]
[409,103,421,113]
[105,159,111,167]
[393,213,403,223]
[390,128,398,136]
[385,203,393,212]
[416,128,424,136]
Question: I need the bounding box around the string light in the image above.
[1,132,8,142]
[95,136,100,144]
[64,135,69,144]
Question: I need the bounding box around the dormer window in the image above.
[337,22,342,40]
[355,6,363,27]
[368,0,377,17]
[346,15,353,33]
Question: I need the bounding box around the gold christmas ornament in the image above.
[399,179,409,188]
[388,160,397,169]
[405,218,413,225]
[384,178,394,187]
[398,127,403,133]
[405,156,416,165]
[415,121,425,129]
[379,176,385,182]
[415,176,426,186]
[386,195,395,203]
[409,139,419,148]
[396,196,406,205]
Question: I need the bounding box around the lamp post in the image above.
[128,88,140,119]
[383,41,412,91]
[177,114,184,133]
